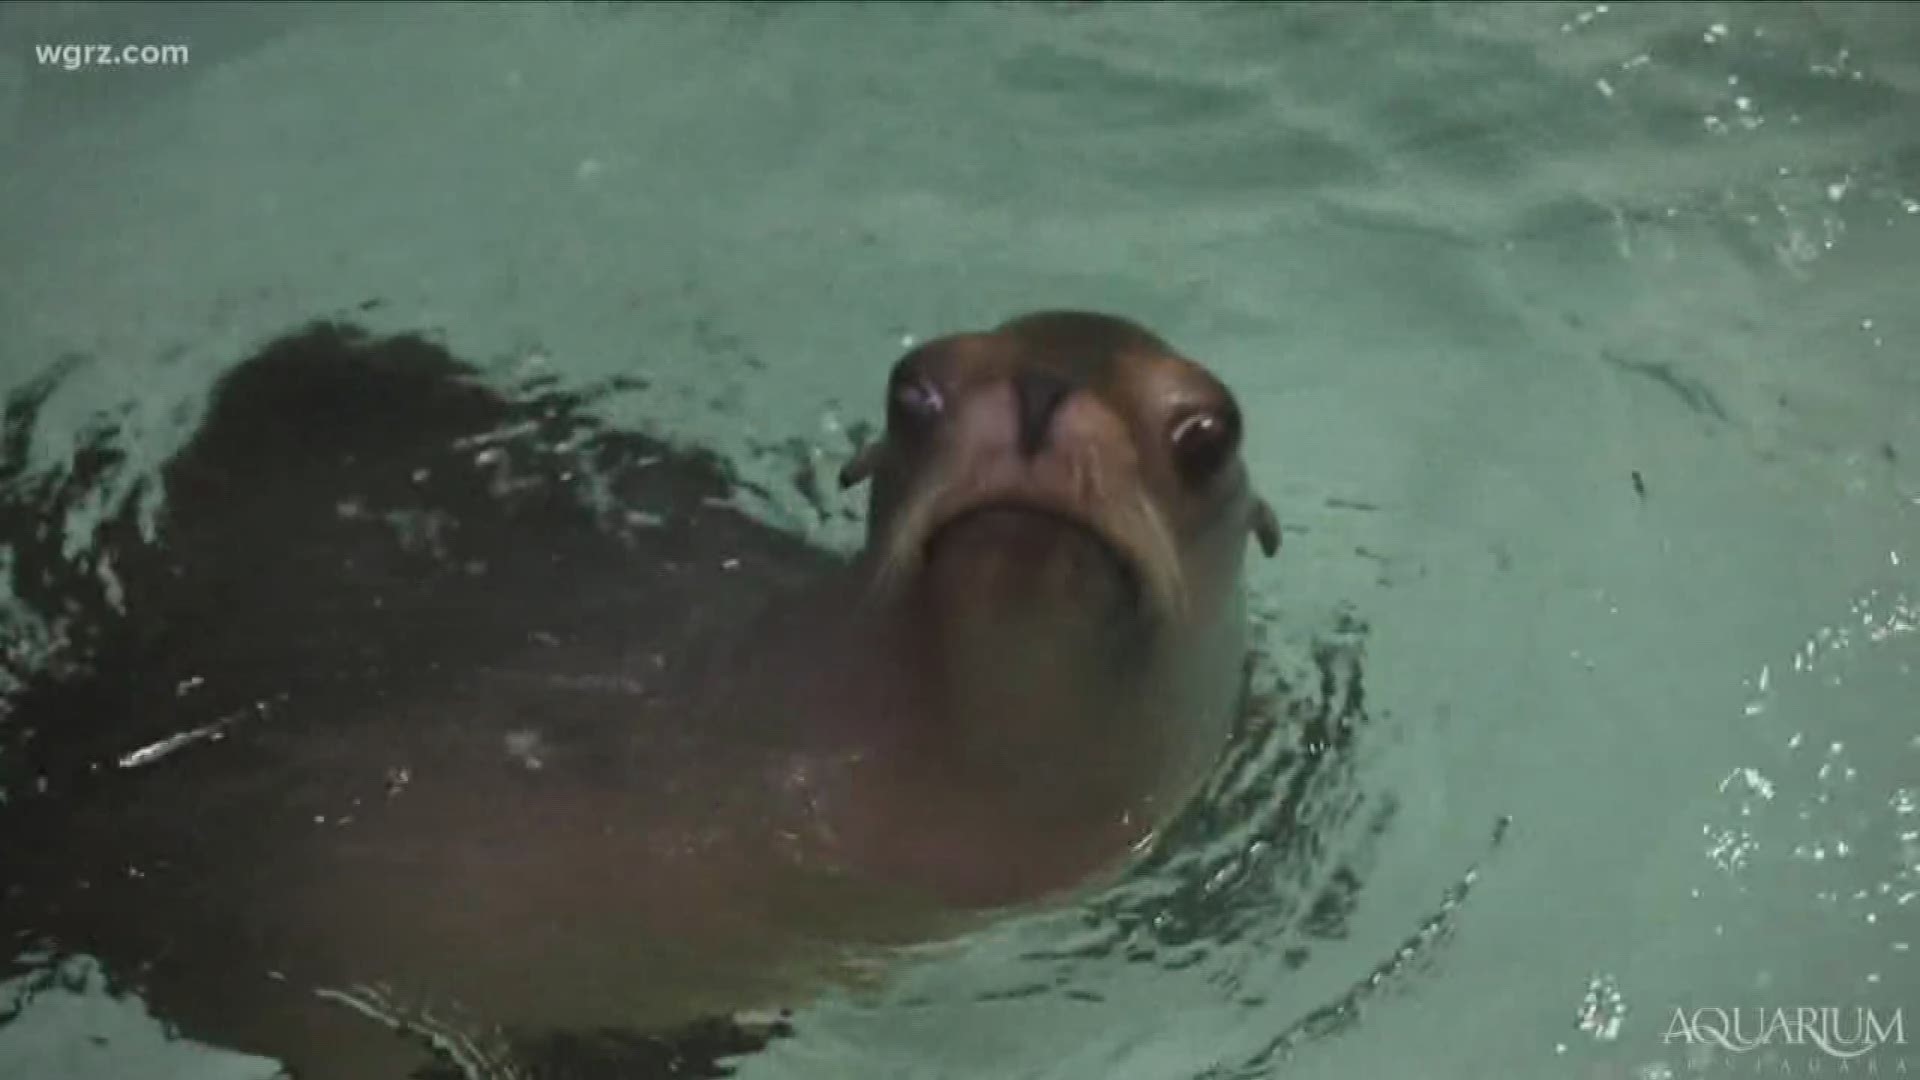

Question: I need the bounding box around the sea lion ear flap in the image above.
[1250,498,1280,558]
[838,440,883,490]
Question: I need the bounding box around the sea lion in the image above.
[0,311,1277,1078]
[814,309,1280,904]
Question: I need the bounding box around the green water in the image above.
[1,3,1915,1078]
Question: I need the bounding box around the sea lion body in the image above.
[0,312,1276,1077]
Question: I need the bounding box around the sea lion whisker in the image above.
[867,476,949,601]
[1123,486,1188,619]
[1081,448,1108,510]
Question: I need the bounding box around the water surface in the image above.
[1,3,1916,1078]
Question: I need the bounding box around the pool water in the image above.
[1,3,1916,1078]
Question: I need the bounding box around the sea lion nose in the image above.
[1012,369,1073,460]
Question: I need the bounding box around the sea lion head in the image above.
[827,312,1280,900]
[840,310,1277,636]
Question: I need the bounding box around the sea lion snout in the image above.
[841,311,1280,620]
[1012,368,1073,459]
[855,348,1173,613]
[915,372,1157,613]
[919,370,1136,519]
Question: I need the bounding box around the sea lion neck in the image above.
[851,574,1163,803]
[697,565,1163,836]
[896,573,1153,712]
[748,575,1176,907]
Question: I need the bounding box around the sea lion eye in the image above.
[888,369,945,433]
[1169,408,1239,483]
